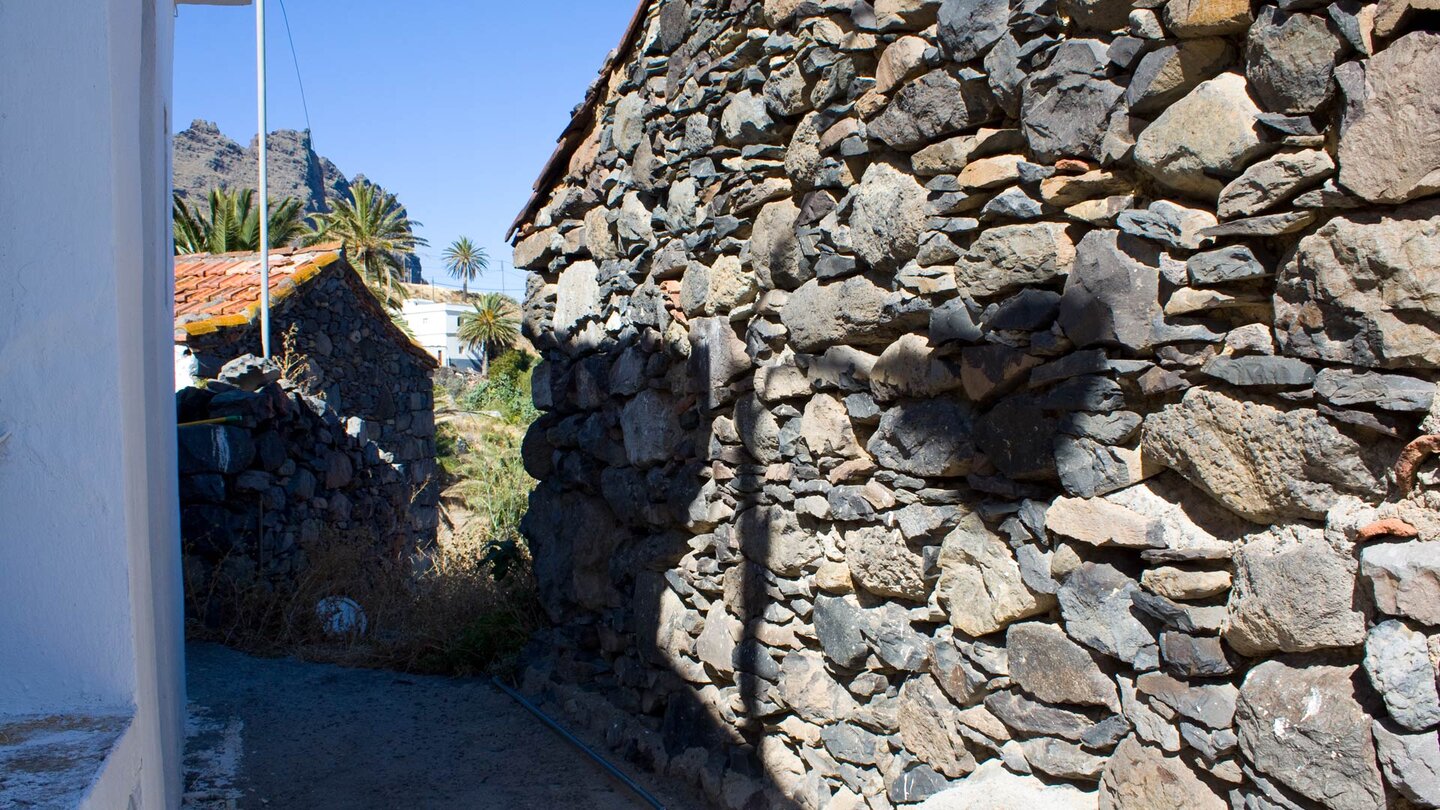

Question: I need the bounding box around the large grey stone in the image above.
[1141,387,1384,523]
[1216,149,1334,219]
[953,222,1076,299]
[1224,524,1366,656]
[1200,356,1316,387]
[938,513,1054,637]
[983,690,1100,742]
[1007,622,1120,710]
[720,90,775,146]
[1133,73,1268,199]
[1236,661,1385,810]
[867,399,979,478]
[814,594,871,669]
[1187,245,1270,285]
[1336,32,1440,204]
[871,333,964,401]
[1023,738,1107,781]
[1274,202,1440,370]
[937,0,1009,62]
[1364,620,1440,731]
[751,199,805,290]
[1362,541,1440,626]
[1058,230,1163,351]
[1371,720,1440,807]
[781,648,859,723]
[1098,737,1227,810]
[1136,672,1237,729]
[864,602,931,671]
[801,392,865,459]
[1245,7,1346,114]
[899,673,979,778]
[1315,369,1435,412]
[846,524,930,602]
[851,162,928,272]
[870,69,998,151]
[688,316,751,410]
[1021,40,1125,162]
[1162,0,1253,36]
[736,504,821,576]
[1059,562,1158,669]
[621,389,683,467]
[782,275,919,352]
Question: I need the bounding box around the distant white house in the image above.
[401,298,484,370]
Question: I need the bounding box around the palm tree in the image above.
[173,188,307,255]
[457,293,519,377]
[442,237,488,296]
[306,180,427,309]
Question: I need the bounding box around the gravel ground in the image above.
[184,643,693,809]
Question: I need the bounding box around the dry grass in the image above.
[185,381,542,677]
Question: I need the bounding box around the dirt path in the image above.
[184,643,691,809]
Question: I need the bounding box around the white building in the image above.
[402,299,485,370]
[0,1,246,807]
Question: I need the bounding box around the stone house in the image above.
[510,0,1440,808]
[174,246,440,572]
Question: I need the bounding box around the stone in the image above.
[1040,170,1133,208]
[1136,672,1238,729]
[1059,562,1159,668]
[1141,388,1384,523]
[1058,230,1163,351]
[1187,245,1269,285]
[1274,202,1440,369]
[1315,369,1435,412]
[1046,496,1165,550]
[984,690,1100,742]
[1141,567,1231,600]
[937,0,1009,62]
[1245,8,1346,114]
[1198,210,1317,238]
[846,525,930,601]
[851,162,928,272]
[912,128,1025,175]
[865,602,931,671]
[876,36,930,94]
[751,200,805,290]
[916,760,1100,809]
[177,425,255,475]
[553,260,600,341]
[938,513,1055,637]
[1163,0,1253,35]
[814,594,871,669]
[870,69,999,151]
[1158,632,1231,677]
[1125,39,1233,115]
[1021,40,1126,162]
[871,333,964,401]
[1098,738,1227,810]
[867,399,979,478]
[689,316,751,410]
[621,389,683,467]
[899,673,979,778]
[1008,622,1121,710]
[1236,661,1385,810]
[1337,33,1440,204]
[736,505,822,577]
[801,393,865,459]
[1023,738,1107,781]
[953,222,1076,298]
[1362,541,1440,625]
[1224,524,1366,655]
[1200,356,1315,387]
[697,601,742,675]
[1216,149,1334,219]
[782,275,911,352]
[1371,720,1440,807]
[960,345,1042,403]
[735,393,781,463]
[781,648,860,723]
[1364,620,1440,731]
[720,90,775,146]
[1133,73,1268,199]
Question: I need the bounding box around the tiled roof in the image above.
[174,244,342,330]
[173,245,438,368]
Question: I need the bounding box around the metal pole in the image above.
[257,0,271,358]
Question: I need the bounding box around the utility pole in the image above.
[257,0,271,357]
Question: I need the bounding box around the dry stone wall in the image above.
[512,1,1440,807]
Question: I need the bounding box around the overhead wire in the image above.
[276,0,313,140]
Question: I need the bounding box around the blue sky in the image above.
[174,0,638,295]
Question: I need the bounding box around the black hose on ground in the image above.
[491,677,667,810]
